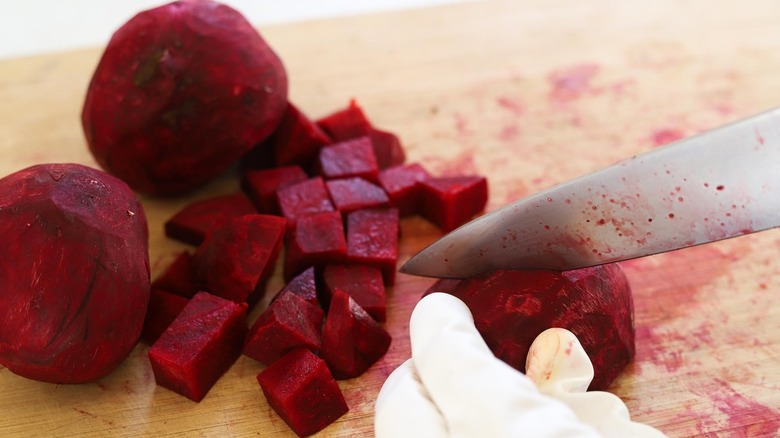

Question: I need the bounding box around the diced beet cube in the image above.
[284,211,346,281]
[321,290,391,379]
[151,251,197,299]
[272,102,333,171]
[243,291,324,365]
[149,292,248,402]
[257,348,348,437]
[193,214,286,306]
[345,208,399,285]
[272,267,319,306]
[165,193,257,246]
[276,177,335,228]
[378,163,431,217]
[419,176,488,232]
[325,177,390,214]
[316,99,372,141]
[322,265,386,322]
[317,137,379,183]
[239,136,276,171]
[241,165,308,214]
[369,128,405,169]
[141,289,190,344]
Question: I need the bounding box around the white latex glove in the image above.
[374,292,666,438]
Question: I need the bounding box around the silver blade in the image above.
[402,107,780,278]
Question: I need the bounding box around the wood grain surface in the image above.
[2,0,780,436]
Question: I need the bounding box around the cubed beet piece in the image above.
[276,177,335,228]
[369,128,405,169]
[284,211,346,281]
[321,290,391,380]
[378,163,431,217]
[272,102,333,171]
[271,267,319,306]
[149,292,248,402]
[317,137,379,183]
[241,165,308,214]
[325,177,390,214]
[239,136,276,171]
[243,291,324,365]
[151,251,197,299]
[316,99,372,141]
[193,214,286,306]
[165,193,257,245]
[322,265,386,322]
[345,208,399,285]
[419,176,488,232]
[141,289,190,344]
[257,348,348,437]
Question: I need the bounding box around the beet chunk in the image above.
[284,211,346,281]
[149,292,247,402]
[257,348,348,437]
[193,214,286,306]
[321,290,391,379]
[82,0,288,195]
[378,163,431,217]
[345,208,399,285]
[316,99,373,141]
[164,193,256,246]
[0,163,149,384]
[431,264,634,390]
[243,291,324,365]
[322,265,386,322]
[325,177,390,214]
[271,102,333,171]
[272,267,319,306]
[151,250,197,298]
[317,137,379,183]
[142,289,190,344]
[369,128,406,170]
[241,165,308,214]
[276,177,335,228]
[419,175,488,232]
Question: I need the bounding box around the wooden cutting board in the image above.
[2,0,780,436]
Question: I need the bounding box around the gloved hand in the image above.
[374,292,666,438]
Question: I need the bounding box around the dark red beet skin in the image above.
[0,163,150,383]
[429,264,635,390]
[82,0,288,195]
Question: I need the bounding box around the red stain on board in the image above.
[496,96,525,116]
[498,124,520,141]
[547,63,600,103]
[694,379,780,436]
[650,128,685,147]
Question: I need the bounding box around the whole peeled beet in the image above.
[0,163,150,383]
[430,264,634,390]
[82,0,288,195]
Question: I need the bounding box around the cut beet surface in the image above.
[243,291,324,365]
[276,177,335,228]
[141,289,190,344]
[257,348,348,437]
[284,211,346,281]
[165,193,257,245]
[321,290,391,380]
[317,137,379,183]
[149,292,248,402]
[271,266,319,307]
[241,165,308,214]
[193,214,286,306]
[345,208,399,285]
[322,264,386,322]
[378,163,431,217]
[325,177,390,214]
[316,99,373,141]
[151,250,197,299]
[369,128,405,170]
[271,102,333,171]
[419,175,488,232]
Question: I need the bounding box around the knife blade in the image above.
[401,107,780,278]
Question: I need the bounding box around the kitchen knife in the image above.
[401,107,780,278]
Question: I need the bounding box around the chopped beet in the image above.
[322,265,386,322]
[149,292,248,402]
[378,163,431,217]
[271,102,333,171]
[243,291,324,365]
[419,175,488,232]
[325,177,390,214]
[238,135,276,171]
[241,165,308,214]
[317,137,379,183]
[321,290,391,380]
[284,211,346,281]
[369,128,405,169]
[316,99,372,141]
[272,267,319,306]
[432,265,634,390]
[151,250,197,298]
[141,289,190,344]
[193,214,286,306]
[276,177,335,228]
[257,348,348,437]
[165,193,257,246]
[345,208,399,285]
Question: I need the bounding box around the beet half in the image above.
[0,163,150,383]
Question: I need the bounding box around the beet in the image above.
[276,177,335,228]
[193,214,286,306]
[272,267,319,306]
[241,165,308,214]
[378,163,431,217]
[369,128,406,170]
[149,291,247,402]
[322,265,386,322]
[316,99,372,141]
[150,250,197,298]
[141,289,190,344]
[321,290,391,380]
[164,193,256,245]
[419,175,488,232]
[243,291,324,365]
[257,348,349,437]
[317,137,379,183]
[271,102,333,171]
[325,177,390,214]
[430,264,634,390]
[82,0,288,195]
[284,211,347,281]
[0,163,149,384]
[345,208,399,285]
